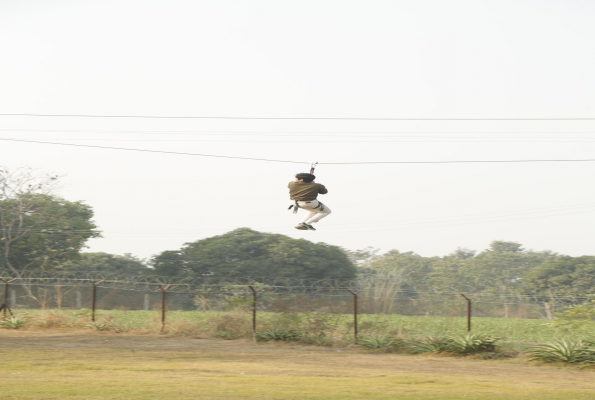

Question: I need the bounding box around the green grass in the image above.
[2,346,595,399]
[5,309,595,345]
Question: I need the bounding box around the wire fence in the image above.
[1,271,588,322]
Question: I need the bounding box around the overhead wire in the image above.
[6,137,595,143]
[1,113,595,120]
[5,129,595,141]
[11,203,595,236]
[0,138,304,164]
[2,137,595,164]
[320,208,595,234]
[324,203,595,228]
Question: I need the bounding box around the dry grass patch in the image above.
[1,331,595,399]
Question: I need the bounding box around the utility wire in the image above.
[7,136,595,143]
[1,113,595,121]
[3,137,595,164]
[0,138,303,164]
[5,128,595,137]
[12,203,595,235]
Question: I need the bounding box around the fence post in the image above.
[0,279,17,318]
[144,294,150,311]
[248,285,257,338]
[10,289,16,308]
[347,290,361,342]
[91,280,104,322]
[158,285,171,333]
[76,291,82,309]
[459,294,478,332]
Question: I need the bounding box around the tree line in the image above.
[2,168,594,318]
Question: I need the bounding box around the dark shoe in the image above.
[295,223,308,230]
[305,223,316,231]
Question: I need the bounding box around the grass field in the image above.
[1,331,595,400]
[5,309,595,344]
[3,311,595,399]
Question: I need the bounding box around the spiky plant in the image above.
[407,336,451,354]
[357,335,403,352]
[0,316,26,329]
[256,328,301,342]
[527,339,595,364]
[444,332,499,354]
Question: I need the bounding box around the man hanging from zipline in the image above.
[287,163,331,230]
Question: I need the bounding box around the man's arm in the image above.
[318,184,328,194]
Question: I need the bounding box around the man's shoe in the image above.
[295,223,308,230]
[305,223,316,230]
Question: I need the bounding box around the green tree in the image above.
[150,228,356,280]
[344,247,380,271]
[57,252,148,276]
[458,241,557,317]
[365,250,438,289]
[0,168,101,278]
[522,256,595,319]
[361,250,440,314]
[150,250,188,277]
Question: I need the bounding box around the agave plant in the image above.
[444,332,499,354]
[0,316,26,329]
[256,327,301,342]
[527,339,595,364]
[407,336,451,354]
[357,335,403,352]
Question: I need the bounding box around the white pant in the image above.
[297,200,332,224]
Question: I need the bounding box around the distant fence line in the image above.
[0,271,591,320]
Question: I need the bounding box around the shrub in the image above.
[0,316,27,329]
[407,333,499,355]
[256,328,301,342]
[29,311,74,328]
[407,336,451,354]
[211,314,251,340]
[357,335,403,352]
[527,339,595,364]
[444,332,499,354]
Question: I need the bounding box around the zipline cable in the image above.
[3,137,595,164]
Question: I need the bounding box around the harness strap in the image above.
[288,200,324,213]
[288,200,300,214]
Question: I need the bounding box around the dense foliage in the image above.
[150,228,357,280]
[57,252,148,276]
[0,169,100,277]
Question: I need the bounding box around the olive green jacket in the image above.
[288,181,328,201]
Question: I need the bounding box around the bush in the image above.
[407,333,499,355]
[28,311,74,329]
[256,328,301,342]
[211,314,251,340]
[0,316,27,329]
[407,336,451,354]
[357,335,403,352]
[444,332,499,354]
[527,339,595,364]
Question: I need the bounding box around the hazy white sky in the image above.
[1,0,595,260]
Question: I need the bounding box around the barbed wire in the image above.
[1,270,592,303]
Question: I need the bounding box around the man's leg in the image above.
[305,206,331,224]
[304,201,332,225]
[301,210,318,223]
[294,201,330,230]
